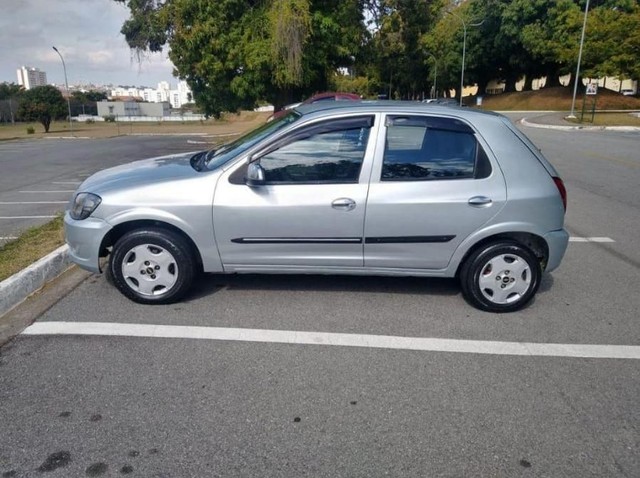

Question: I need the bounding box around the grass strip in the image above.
[0,216,65,282]
[565,112,640,127]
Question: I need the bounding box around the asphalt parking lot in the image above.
[0,136,202,246]
[0,119,639,477]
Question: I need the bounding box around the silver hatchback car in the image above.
[65,102,568,312]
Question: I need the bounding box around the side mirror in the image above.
[245,162,266,186]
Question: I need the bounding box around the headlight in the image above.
[70,192,102,220]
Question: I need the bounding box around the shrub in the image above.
[26,126,35,134]
[103,115,116,122]
[85,118,95,124]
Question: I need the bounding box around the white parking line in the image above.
[0,215,57,219]
[569,237,615,243]
[0,201,68,205]
[0,236,18,240]
[22,322,640,360]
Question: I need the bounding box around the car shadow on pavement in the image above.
[184,273,460,302]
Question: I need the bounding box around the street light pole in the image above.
[568,0,590,119]
[52,46,73,135]
[447,11,484,106]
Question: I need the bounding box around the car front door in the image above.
[364,114,506,270]
[214,115,377,270]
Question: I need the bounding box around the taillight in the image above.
[552,177,567,212]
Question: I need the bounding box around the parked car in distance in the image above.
[65,101,568,312]
[268,92,361,121]
[621,89,636,96]
[423,98,465,106]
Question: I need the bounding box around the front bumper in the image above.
[64,212,111,273]
[544,228,569,273]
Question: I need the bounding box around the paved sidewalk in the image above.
[520,111,640,132]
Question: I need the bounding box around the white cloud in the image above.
[0,0,175,86]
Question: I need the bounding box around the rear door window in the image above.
[382,115,491,181]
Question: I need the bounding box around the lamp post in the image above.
[52,46,73,135]
[447,11,484,106]
[568,0,590,119]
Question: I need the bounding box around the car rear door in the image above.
[363,114,506,270]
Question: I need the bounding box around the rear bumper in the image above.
[544,228,569,272]
[64,212,111,273]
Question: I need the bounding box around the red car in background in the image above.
[268,92,361,121]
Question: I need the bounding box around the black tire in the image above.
[109,228,196,304]
[459,241,541,313]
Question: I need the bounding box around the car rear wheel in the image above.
[459,241,541,313]
[109,228,195,304]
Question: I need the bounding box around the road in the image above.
[0,136,203,245]
[0,119,639,477]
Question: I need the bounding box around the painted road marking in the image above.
[0,215,57,219]
[0,201,68,205]
[0,236,18,240]
[52,181,82,185]
[569,237,615,243]
[22,322,640,360]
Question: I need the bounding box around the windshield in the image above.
[203,111,301,170]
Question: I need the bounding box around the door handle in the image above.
[332,198,356,211]
[468,196,492,207]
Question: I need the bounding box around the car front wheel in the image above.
[109,228,195,304]
[459,241,541,313]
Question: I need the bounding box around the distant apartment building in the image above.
[16,66,48,90]
[110,80,192,108]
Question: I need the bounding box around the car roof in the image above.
[294,100,507,122]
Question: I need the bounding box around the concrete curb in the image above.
[520,117,640,132]
[0,244,72,317]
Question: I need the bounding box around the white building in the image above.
[16,66,48,90]
[110,80,192,109]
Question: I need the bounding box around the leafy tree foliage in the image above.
[17,85,67,132]
[0,82,24,124]
[115,0,368,116]
[70,90,108,116]
[0,82,23,101]
[421,0,640,97]
[115,0,640,111]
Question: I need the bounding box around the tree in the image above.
[369,0,446,99]
[580,4,640,81]
[71,90,108,116]
[114,0,368,116]
[17,85,67,132]
[0,82,24,124]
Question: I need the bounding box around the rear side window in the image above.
[382,115,491,181]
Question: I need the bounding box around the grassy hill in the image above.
[475,86,640,111]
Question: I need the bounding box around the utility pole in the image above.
[568,0,590,118]
[447,11,484,106]
[52,46,73,135]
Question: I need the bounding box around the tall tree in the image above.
[0,83,23,124]
[17,85,67,132]
[371,0,446,99]
[114,0,368,116]
[579,3,640,81]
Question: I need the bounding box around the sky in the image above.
[0,0,176,88]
